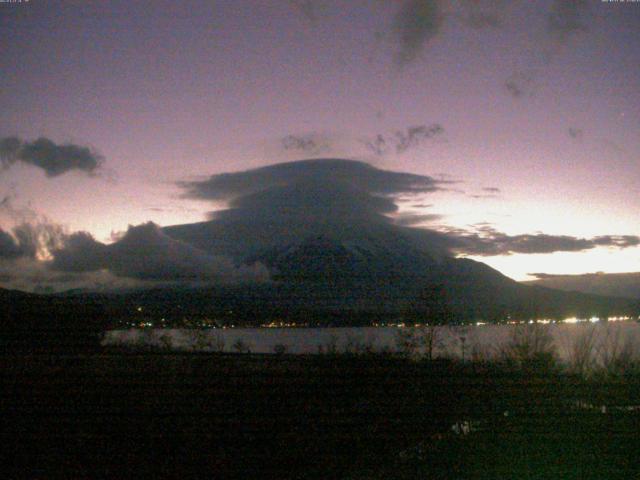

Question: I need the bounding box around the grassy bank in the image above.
[2,352,639,479]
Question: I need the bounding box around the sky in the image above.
[0,0,639,291]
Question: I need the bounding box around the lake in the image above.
[104,321,640,366]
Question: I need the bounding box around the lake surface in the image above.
[104,321,640,365]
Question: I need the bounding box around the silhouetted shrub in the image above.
[317,334,339,355]
[232,337,251,353]
[273,343,288,355]
[395,327,420,357]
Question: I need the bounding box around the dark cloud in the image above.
[547,0,588,47]
[363,124,444,156]
[395,124,444,153]
[229,180,399,217]
[180,158,444,202]
[169,159,451,261]
[281,134,331,155]
[482,187,500,193]
[363,134,387,157]
[502,1,589,99]
[0,195,11,209]
[389,0,508,68]
[393,0,444,67]
[297,0,504,70]
[50,231,108,272]
[568,127,583,139]
[504,71,536,98]
[443,225,640,256]
[592,235,640,248]
[51,222,268,283]
[0,136,103,177]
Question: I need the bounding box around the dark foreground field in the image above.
[2,352,639,479]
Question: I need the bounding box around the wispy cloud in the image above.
[468,187,501,199]
[281,133,331,155]
[362,124,444,156]
[504,70,536,98]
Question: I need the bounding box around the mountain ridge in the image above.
[523,272,640,300]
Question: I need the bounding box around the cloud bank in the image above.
[176,159,639,261]
[4,159,638,292]
[0,222,66,260]
[51,222,268,283]
[444,225,640,256]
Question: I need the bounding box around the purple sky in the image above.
[1,0,639,284]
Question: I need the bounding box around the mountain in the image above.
[0,287,107,352]
[4,159,639,331]
[89,234,637,327]
[2,239,638,347]
[2,242,638,335]
[523,272,640,300]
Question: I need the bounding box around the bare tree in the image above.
[598,325,637,375]
[500,323,557,369]
[567,325,599,376]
